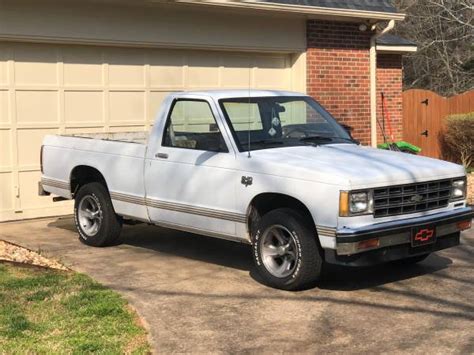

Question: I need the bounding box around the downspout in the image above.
[370,20,395,147]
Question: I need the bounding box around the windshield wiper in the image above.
[248,139,285,146]
[299,136,356,144]
[299,135,333,143]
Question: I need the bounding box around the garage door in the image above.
[0,42,303,221]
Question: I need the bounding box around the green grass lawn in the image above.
[0,262,150,353]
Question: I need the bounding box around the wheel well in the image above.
[247,193,317,238]
[70,166,108,196]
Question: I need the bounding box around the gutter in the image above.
[376,44,417,53]
[370,20,395,148]
[167,1,406,21]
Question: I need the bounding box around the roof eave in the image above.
[376,45,418,53]
[169,1,406,21]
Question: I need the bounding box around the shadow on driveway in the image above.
[1,216,470,353]
[48,216,455,292]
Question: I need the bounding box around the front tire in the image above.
[252,208,323,291]
[74,182,122,247]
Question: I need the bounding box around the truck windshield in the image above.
[219,96,354,152]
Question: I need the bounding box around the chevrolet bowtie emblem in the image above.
[410,194,424,203]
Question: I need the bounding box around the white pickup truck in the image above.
[40,90,473,290]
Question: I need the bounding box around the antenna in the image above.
[247,60,252,158]
[381,92,387,143]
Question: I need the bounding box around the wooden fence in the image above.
[403,89,474,158]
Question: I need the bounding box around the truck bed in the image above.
[67,131,148,145]
[41,131,149,221]
[43,131,148,159]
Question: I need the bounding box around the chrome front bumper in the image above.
[335,207,473,256]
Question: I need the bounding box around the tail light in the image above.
[40,145,44,173]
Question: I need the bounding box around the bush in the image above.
[440,112,474,168]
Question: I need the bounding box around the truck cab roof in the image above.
[169,90,306,100]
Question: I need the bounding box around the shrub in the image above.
[440,112,474,168]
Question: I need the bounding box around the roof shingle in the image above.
[377,34,417,46]
[258,0,398,14]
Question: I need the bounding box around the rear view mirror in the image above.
[274,104,286,113]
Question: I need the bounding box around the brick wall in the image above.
[376,54,403,143]
[306,20,403,146]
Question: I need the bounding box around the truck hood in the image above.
[243,144,465,188]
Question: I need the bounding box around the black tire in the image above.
[252,208,323,291]
[74,182,122,247]
[393,253,430,266]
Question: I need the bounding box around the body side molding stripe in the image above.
[109,191,247,224]
[156,221,250,244]
[109,191,146,206]
[316,225,337,237]
[41,177,71,191]
[146,198,247,223]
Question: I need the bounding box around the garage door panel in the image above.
[187,53,220,88]
[16,90,59,125]
[0,90,9,124]
[255,56,290,89]
[149,51,185,88]
[17,128,58,168]
[64,127,103,134]
[148,91,171,122]
[0,130,12,168]
[14,43,58,86]
[221,55,252,88]
[19,170,70,209]
[0,45,7,85]
[0,173,14,212]
[107,48,145,87]
[63,47,103,86]
[109,91,145,123]
[64,91,104,124]
[1,41,301,221]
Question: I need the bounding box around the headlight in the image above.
[350,192,370,213]
[340,190,373,216]
[451,178,466,200]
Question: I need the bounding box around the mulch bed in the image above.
[0,240,68,270]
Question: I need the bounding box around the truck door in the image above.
[144,98,242,239]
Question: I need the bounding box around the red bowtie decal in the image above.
[414,228,435,242]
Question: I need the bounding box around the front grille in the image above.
[373,179,452,218]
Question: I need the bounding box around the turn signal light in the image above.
[357,238,380,250]
[457,220,472,231]
[339,191,349,217]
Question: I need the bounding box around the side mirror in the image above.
[341,123,353,135]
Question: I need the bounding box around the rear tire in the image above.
[74,182,122,247]
[252,208,323,291]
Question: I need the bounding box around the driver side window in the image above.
[163,99,228,152]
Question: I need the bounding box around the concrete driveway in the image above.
[1,216,473,353]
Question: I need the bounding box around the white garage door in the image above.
[0,42,303,221]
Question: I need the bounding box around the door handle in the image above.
[420,130,429,137]
[155,153,168,159]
